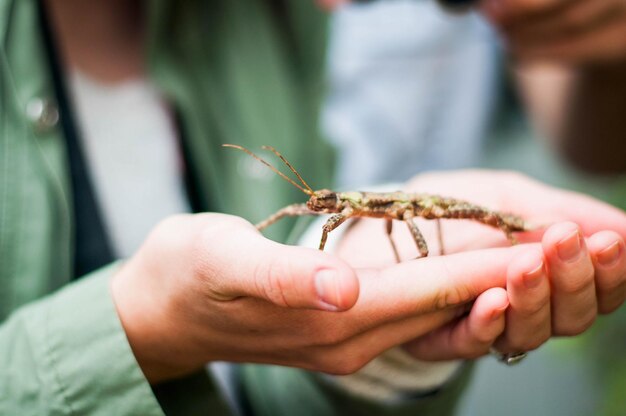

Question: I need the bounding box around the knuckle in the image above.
[557,268,594,296]
[191,214,253,266]
[439,285,473,309]
[559,278,593,297]
[254,261,290,307]
[434,263,474,310]
[516,297,549,316]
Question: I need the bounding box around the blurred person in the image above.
[0,1,625,416]
[324,0,626,186]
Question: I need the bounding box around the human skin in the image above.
[337,171,626,359]
[111,171,626,383]
[45,0,626,383]
[479,0,626,172]
[481,0,626,64]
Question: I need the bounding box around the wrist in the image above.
[110,260,201,384]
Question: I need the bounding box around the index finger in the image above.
[348,244,536,325]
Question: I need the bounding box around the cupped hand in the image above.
[481,0,626,64]
[336,170,626,360]
[110,212,539,384]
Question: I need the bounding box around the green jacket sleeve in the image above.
[0,264,165,416]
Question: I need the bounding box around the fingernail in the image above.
[523,261,544,289]
[597,241,621,267]
[315,270,341,311]
[557,230,582,262]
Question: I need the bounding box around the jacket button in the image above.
[26,98,59,133]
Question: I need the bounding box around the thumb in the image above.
[214,229,360,311]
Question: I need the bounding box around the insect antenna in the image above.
[261,145,314,194]
[222,144,313,195]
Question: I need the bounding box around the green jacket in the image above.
[0,0,469,414]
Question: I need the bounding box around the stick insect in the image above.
[224,144,530,261]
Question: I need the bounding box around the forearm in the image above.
[560,60,626,173]
[515,60,626,174]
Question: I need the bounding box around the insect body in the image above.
[224,144,530,261]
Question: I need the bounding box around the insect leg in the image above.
[488,213,519,245]
[385,219,401,263]
[436,219,445,255]
[319,213,351,251]
[256,203,319,230]
[502,225,519,245]
[403,214,429,258]
[444,204,523,246]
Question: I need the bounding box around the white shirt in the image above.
[324,1,499,187]
[69,71,190,259]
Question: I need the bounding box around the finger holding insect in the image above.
[542,222,598,336]
[349,246,530,322]
[586,230,626,314]
[297,239,555,375]
[492,247,552,353]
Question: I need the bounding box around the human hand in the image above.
[480,0,626,64]
[336,170,626,360]
[110,212,542,383]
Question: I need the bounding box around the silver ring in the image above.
[489,347,528,365]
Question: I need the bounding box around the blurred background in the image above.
[322,1,626,415]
